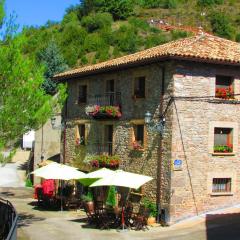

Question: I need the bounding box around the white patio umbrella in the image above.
[31,162,86,180]
[89,169,153,189]
[89,169,153,231]
[31,162,86,211]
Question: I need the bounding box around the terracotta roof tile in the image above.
[55,33,240,80]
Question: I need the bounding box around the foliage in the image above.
[25,178,33,188]
[39,40,68,94]
[88,155,120,169]
[214,144,233,153]
[236,33,240,43]
[0,0,4,27]
[197,0,224,7]
[142,198,157,217]
[81,0,134,20]
[82,191,93,202]
[0,149,16,165]
[81,12,113,33]
[0,11,67,150]
[106,186,117,207]
[86,105,122,118]
[210,12,235,40]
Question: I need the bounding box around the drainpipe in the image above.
[156,66,165,223]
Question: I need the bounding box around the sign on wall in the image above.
[173,159,183,171]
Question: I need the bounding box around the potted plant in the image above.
[142,198,157,225]
[89,155,120,169]
[82,190,94,211]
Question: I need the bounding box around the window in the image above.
[76,124,85,145]
[212,178,231,193]
[215,75,234,99]
[104,125,113,155]
[78,85,87,103]
[133,124,144,149]
[134,76,145,98]
[214,128,233,153]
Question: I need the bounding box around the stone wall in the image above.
[64,62,174,206]
[170,61,240,223]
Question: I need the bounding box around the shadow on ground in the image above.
[18,212,45,228]
[206,212,240,240]
[0,191,15,197]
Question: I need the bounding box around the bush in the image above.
[142,198,157,217]
[145,34,167,48]
[25,178,33,188]
[83,33,107,52]
[171,30,189,40]
[197,0,224,7]
[114,25,139,53]
[210,12,235,39]
[236,33,240,42]
[81,12,113,33]
[128,17,150,31]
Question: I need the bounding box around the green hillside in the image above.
[21,0,240,68]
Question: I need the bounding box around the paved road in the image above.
[0,163,24,187]
[1,187,240,240]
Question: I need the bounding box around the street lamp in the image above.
[144,111,166,135]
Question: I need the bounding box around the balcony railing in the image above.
[0,197,18,240]
[88,92,121,106]
[86,92,122,119]
[89,142,113,156]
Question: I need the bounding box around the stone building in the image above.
[55,33,240,224]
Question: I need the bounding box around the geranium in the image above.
[89,155,120,169]
[132,141,143,150]
[214,144,233,153]
[86,105,122,118]
[216,87,234,99]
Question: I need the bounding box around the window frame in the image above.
[78,84,88,104]
[214,127,233,153]
[133,76,146,99]
[212,178,232,193]
[209,121,238,156]
[130,120,147,151]
[215,75,234,100]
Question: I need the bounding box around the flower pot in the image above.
[147,216,156,225]
[86,201,94,212]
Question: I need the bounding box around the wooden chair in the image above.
[132,205,150,231]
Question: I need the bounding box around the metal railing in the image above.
[89,142,113,156]
[87,92,121,107]
[0,197,18,240]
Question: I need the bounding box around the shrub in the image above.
[210,12,235,39]
[142,198,157,217]
[83,33,107,52]
[145,34,167,48]
[81,12,113,33]
[128,17,150,31]
[236,33,240,42]
[171,30,190,40]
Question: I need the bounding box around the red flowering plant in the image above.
[85,105,121,118]
[215,87,234,99]
[132,141,144,150]
[89,155,120,169]
[214,144,233,153]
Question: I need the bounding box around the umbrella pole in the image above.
[61,180,63,212]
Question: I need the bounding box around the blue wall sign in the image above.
[173,159,183,170]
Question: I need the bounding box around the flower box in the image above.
[86,105,122,119]
[89,155,120,169]
[215,87,234,99]
[214,144,233,153]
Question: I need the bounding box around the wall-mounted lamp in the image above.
[144,111,166,135]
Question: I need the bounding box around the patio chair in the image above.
[124,202,134,227]
[132,205,150,231]
[83,202,96,225]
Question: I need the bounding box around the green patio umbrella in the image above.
[78,168,115,186]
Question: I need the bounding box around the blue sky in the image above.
[5,0,80,29]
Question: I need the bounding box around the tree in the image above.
[39,40,68,94]
[0,4,67,153]
[0,0,4,26]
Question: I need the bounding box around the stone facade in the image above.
[63,59,240,224]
